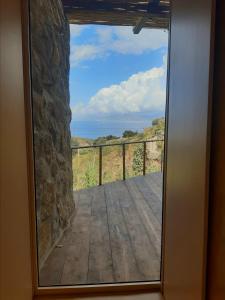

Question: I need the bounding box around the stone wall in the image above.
[30,0,75,267]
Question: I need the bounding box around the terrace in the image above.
[40,141,163,286]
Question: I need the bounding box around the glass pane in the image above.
[29,0,170,287]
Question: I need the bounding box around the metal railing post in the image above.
[143,141,146,176]
[99,146,102,185]
[122,143,126,180]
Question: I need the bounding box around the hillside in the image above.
[71,117,165,190]
[71,136,93,147]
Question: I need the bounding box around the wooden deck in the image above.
[40,172,163,286]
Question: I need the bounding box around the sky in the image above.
[69,24,168,139]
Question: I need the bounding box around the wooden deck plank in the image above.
[39,173,163,286]
[87,186,114,284]
[133,175,162,223]
[150,173,163,189]
[144,173,162,200]
[125,179,161,258]
[39,244,68,286]
[60,189,92,285]
[104,183,143,282]
[116,180,161,280]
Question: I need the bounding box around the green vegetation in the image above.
[84,163,98,188]
[122,130,138,138]
[93,135,120,145]
[71,136,93,147]
[132,145,144,176]
[72,117,165,190]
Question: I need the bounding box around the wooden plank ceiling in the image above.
[62,0,170,30]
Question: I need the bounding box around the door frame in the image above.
[21,0,166,296]
[0,0,216,299]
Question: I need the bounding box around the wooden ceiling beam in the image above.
[62,0,170,29]
[62,0,169,16]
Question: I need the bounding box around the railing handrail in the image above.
[72,139,164,186]
[71,138,164,150]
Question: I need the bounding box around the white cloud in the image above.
[96,27,113,44]
[70,44,100,67]
[108,27,168,54]
[71,59,167,121]
[70,24,86,38]
[70,26,168,66]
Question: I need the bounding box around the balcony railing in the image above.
[71,139,164,187]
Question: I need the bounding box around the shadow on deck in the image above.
[40,172,163,286]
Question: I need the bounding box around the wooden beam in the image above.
[63,0,170,29]
[62,0,169,15]
[68,10,169,29]
[133,16,149,34]
[133,1,165,34]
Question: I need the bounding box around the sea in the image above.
[70,119,156,139]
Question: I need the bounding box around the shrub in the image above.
[122,130,138,138]
[93,135,120,145]
[84,164,97,188]
[132,145,144,175]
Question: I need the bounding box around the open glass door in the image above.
[29,0,170,287]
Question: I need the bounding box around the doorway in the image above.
[29,0,170,287]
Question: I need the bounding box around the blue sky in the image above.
[69,25,168,138]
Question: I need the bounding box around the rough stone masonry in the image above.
[30,0,75,267]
